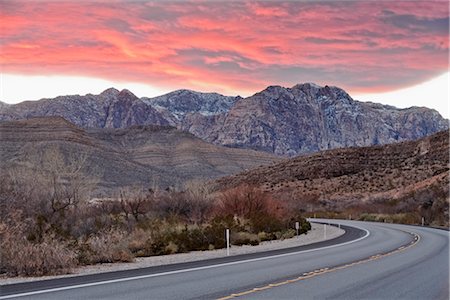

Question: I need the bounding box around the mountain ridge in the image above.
[1,83,447,156]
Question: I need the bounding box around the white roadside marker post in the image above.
[226,229,230,256]
[295,221,299,239]
[324,224,327,240]
[421,217,424,227]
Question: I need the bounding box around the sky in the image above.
[1,1,449,118]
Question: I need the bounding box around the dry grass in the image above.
[80,229,134,264]
[0,222,77,276]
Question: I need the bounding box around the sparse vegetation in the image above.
[216,131,449,228]
[2,130,448,278]
[0,149,309,277]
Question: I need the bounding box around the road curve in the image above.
[1,220,448,299]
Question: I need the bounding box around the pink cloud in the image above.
[1,1,448,95]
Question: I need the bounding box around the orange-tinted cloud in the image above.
[1,1,448,96]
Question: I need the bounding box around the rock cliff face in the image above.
[1,83,448,156]
[184,83,448,155]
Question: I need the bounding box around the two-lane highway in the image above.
[1,220,448,299]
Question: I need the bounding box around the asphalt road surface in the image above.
[1,220,448,300]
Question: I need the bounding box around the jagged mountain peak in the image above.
[248,83,354,108]
[100,87,120,97]
[292,82,323,90]
[290,82,352,102]
[252,85,291,101]
[117,88,138,99]
[100,88,138,101]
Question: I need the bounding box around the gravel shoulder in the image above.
[0,222,344,285]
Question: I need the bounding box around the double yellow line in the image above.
[218,232,420,300]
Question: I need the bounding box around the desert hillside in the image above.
[216,130,450,226]
[0,117,279,195]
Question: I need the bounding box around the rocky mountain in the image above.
[1,83,448,156]
[0,117,279,196]
[142,89,241,126]
[0,101,9,109]
[215,130,449,226]
[0,88,169,128]
[182,83,448,155]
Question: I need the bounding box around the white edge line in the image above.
[0,223,370,299]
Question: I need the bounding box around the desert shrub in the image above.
[203,223,227,249]
[358,212,420,225]
[257,231,277,242]
[359,213,379,222]
[169,226,210,252]
[165,241,179,254]
[145,239,171,256]
[218,185,271,218]
[79,229,134,264]
[248,212,284,233]
[119,188,153,222]
[0,222,76,276]
[284,215,311,235]
[279,229,296,240]
[183,180,215,223]
[154,191,192,220]
[231,232,260,246]
[203,215,244,249]
[127,228,151,256]
[128,220,180,257]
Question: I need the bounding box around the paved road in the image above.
[1,220,448,299]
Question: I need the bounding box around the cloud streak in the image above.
[1,1,448,96]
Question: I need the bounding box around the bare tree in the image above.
[39,147,96,215]
[184,180,214,224]
[119,188,153,222]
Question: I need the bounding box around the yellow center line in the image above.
[217,232,420,300]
